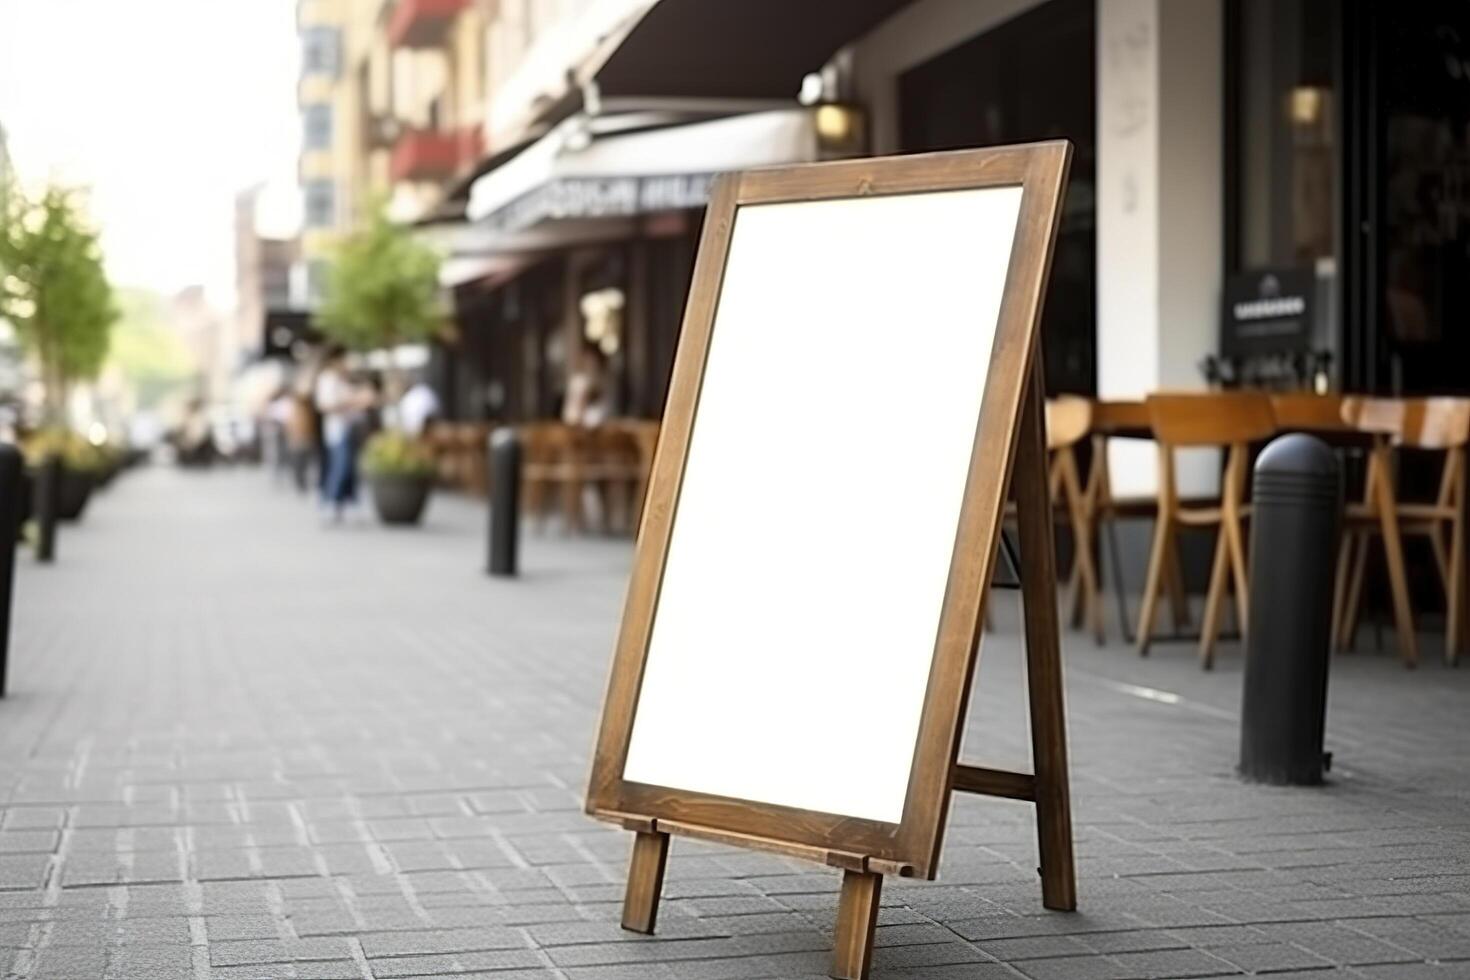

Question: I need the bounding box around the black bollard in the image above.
[33,455,60,565]
[487,428,521,577]
[1239,433,1341,785]
[0,445,21,695]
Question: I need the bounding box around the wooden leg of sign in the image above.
[1013,361,1078,912]
[830,869,882,980]
[621,830,670,934]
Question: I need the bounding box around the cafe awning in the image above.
[585,0,913,102]
[466,108,824,235]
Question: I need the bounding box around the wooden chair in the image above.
[520,422,587,533]
[1046,397,1104,644]
[580,424,646,535]
[608,419,660,536]
[1335,397,1470,665]
[1137,392,1276,667]
[1084,399,1190,643]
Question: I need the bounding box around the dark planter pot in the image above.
[18,470,33,526]
[369,473,432,526]
[57,468,94,522]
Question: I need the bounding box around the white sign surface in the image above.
[621,185,1024,824]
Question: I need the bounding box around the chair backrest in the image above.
[1045,397,1092,451]
[1145,391,1277,447]
[1270,393,1347,433]
[1340,395,1403,436]
[1401,397,1470,450]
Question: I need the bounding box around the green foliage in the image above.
[22,427,106,472]
[107,288,195,409]
[317,206,445,354]
[361,430,437,478]
[0,185,117,422]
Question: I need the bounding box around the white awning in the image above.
[466,108,822,230]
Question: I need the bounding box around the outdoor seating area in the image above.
[1044,392,1470,669]
[424,418,660,535]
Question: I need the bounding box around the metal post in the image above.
[487,428,521,577]
[1239,434,1341,785]
[33,455,60,565]
[0,445,21,695]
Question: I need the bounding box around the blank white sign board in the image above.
[621,185,1025,823]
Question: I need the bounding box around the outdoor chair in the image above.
[1046,397,1104,644]
[1084,399,1189,643]
[1137,391,1276,668]
[1335,397,1470,666]
[520,422,586,533]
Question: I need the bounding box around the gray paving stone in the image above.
[0,469,1464,979]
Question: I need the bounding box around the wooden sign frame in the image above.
[586,141,1075,980]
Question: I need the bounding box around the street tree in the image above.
[0,185,117,427]
[316,204,445,401]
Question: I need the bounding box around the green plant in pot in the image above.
[317,202,445,526]
[0,183,117,525]
[361,431,436,525]
[22,429,106,522]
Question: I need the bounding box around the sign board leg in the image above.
[620,830,670,934]
[1013,358,1078,912]
[830,869,882,980]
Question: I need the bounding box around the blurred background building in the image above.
[292,0,1470,480]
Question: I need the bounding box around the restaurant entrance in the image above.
[1230,0,1470,398]
[895,0,1096,397]
[1344,4,1470,397]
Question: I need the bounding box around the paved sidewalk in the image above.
[0,467,1467,979]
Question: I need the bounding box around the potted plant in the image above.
[22,429,105,521]
[0,184,117,502]
[317,203,446,526]
[361,430,436,525]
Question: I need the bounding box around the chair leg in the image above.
[1060,452,1104,644]
[1342,533,1370,651]
[1448,511,1464,665]
[1370,461,1418,667]
[1430,527,1452,599]
[1103,512,1133,644]
[1136,515,1173,656]
[1447,462,1466,664]
[1199,527,1231,669]
[1331,533,1355,652]
[1224,506,1251,643]
[1164,543,1191,630]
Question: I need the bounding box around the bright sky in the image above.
[0,0,303,309]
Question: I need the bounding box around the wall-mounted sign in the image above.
[482,174,718,234]
[1221,267,1316,357]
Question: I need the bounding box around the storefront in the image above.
[437,106,865,422]
[433,0,1470,430]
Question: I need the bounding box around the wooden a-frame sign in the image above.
[586,141,1076,980]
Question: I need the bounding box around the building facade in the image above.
[295,0,1470,464]
[233,185,300,367]
[295,0,488,305]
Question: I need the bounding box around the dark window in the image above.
[303,104,333,151]
[303,180,335,229]
[899,0,1097,396]
[1230,0,1339,272]
[306,259,331,306]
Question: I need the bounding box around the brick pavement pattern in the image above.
[0,468,1467,979]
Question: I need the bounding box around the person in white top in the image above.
[399,377,441,437]
[315,349,363,519]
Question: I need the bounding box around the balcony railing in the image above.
[386,0,469,49]
[389,127,483,183]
